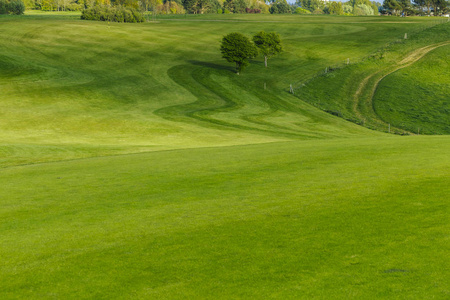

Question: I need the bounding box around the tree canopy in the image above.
[252,31,283,67]
[0,0,25,14]
[220,32,258,75]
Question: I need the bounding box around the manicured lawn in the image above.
[1,13,449,298]
[1,137,449,298]
[0,13,431,166]
[294,21,449,133]
[373,45,450,135]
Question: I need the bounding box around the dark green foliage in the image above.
[252,31,282,67]
[223,0,247,13]
[183,0,221,13]
[412,0,449,16]
[220,32,258,75]
[383,0,402,14]
[182,0,197,12]
[81,6,145,22]
[0,0,7,14]
[327,1,344,14]
[295,0,324,12]
[0,0,25,14]
[270,0,291,13]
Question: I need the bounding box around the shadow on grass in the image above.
[188,60,235,73]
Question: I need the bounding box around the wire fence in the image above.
[289,17,449,93]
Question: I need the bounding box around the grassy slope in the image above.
[1,13,449,299]
[373,45,450,134]
[294,21,450,133]
[1,137,449,299]
[0,14,432,167]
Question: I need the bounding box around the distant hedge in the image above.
[0,0,25,15]
[81,6,145,23]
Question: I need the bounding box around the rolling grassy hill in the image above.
[1,13,434,166]
[1,12,449,298]
[373,44,450,135]
[294,21,449,133]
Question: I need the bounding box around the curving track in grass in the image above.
[351,41,450,134]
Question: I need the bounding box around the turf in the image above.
[373,45,450,135]
[294,21,450,133]
[1,12,449,299]
[1,137,449,299]
[0,13,433,166]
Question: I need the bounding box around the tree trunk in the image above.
[264,56,268,67]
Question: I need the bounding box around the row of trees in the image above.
[0,0,25,14]
[21,0,269,13]
[295,0,380,15]
[220,31,282,74]
[16,0,449,15]
[383,0,449,16]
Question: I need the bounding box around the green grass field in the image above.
[1,12,449,298]
[373,45,450,135]
[294,21,450,134]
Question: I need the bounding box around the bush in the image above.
[0,0,7,14]
[245,7,261,13]
[312,8,324,14]
[295,7,311,14]
[66,3,83,11]
[343,4,352,14]
[81,6,145,23]
[269,0,291,14]
[0,0,25,15]
[353,4,374,15]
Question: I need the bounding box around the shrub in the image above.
[312,8,324,14]
[343,4,352,14]
[295,7,311,14]
[269,0,290,14]
[245,7,261,13]
[0,0,7,14]
[66,3,83,11]
[0,0,25,15]
[353,4,374,15]
[81,6,145,23]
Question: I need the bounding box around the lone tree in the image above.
[220,32,258,75]
[252,31,282,68]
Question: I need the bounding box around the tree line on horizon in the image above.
[382,0,448,16]
[6,0,448,17]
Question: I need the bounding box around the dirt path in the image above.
[352,41,450,133]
